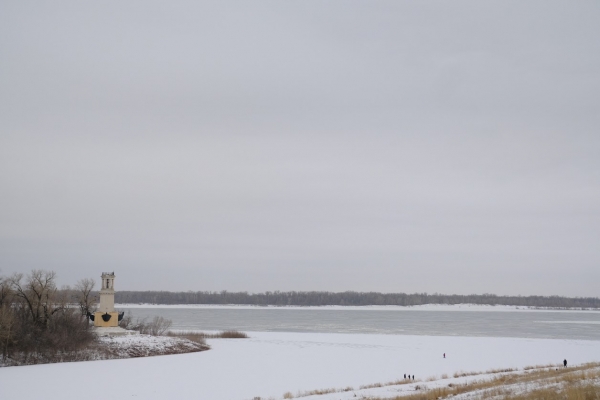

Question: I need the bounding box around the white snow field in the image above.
[1,332,599,400]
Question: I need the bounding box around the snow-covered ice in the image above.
[1,332,599,400]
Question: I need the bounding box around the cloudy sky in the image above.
[1,1,599,296]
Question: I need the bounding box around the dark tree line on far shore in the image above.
[114,290,600,309]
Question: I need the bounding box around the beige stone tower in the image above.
[94,272,119,327]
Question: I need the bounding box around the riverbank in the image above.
[0,334,207,367]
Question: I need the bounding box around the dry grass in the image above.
[486,366,517,374]
[451,366,522,378]
[378,362,600,400]
[453,370,481,378]
[287,385,355,398]
[523,362,559,370]
[276,363,600,400]
[296,387,337,396]
[506,384,600,400]
[167,330,248,340]
[214,330,249,338]
[165,331,207,344]
[360,378,413,390]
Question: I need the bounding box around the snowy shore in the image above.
[1,331,599,400]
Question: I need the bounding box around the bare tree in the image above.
[74,278,97,317]
[0,305,16,359]
[0,276,13,308]
[0,275,16,359]
[9,270,60,329]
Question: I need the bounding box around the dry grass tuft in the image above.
[165,331,207,344]
[296,388,337,396]
[290,384,354,398]
[167,330,248,340]
[523,362,558,370]
[359,377,413,390]
[453,370,479,378]
[216,330,249,338]
[486,367,517,374]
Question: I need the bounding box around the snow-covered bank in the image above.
[116,303,600,312]
[98,334,207,358]
[0,334,207,368]
[1,332,599,400]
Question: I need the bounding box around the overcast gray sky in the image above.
[1,1,599,296]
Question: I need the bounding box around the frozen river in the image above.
[119,305,600,340]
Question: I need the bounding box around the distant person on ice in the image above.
[564,359,567,368]
[443,353,446,358]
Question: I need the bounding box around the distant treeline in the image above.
[114,291,600,309]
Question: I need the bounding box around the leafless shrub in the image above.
[118,314,172,336]
[147,316,172,336]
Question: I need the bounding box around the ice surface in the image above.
[1,332,598,400]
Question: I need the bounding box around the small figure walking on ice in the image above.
[564,359,567,368]
[443,353,446,358]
